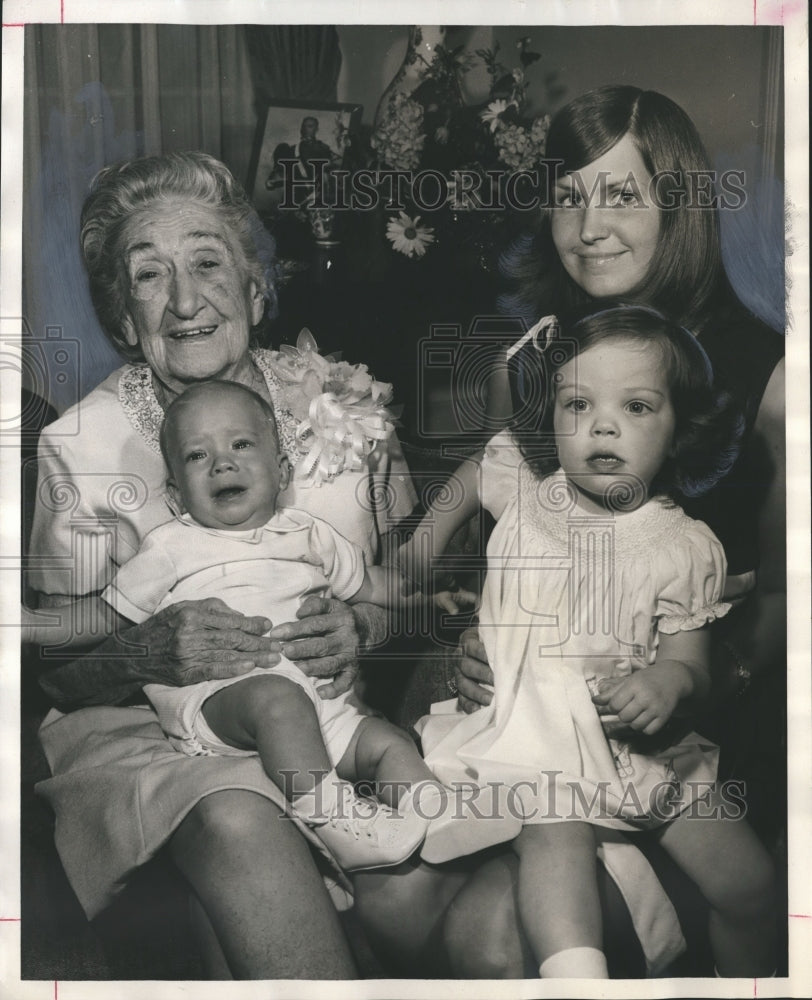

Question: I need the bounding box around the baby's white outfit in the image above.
[418,433,730,831]
[102,508,366,764]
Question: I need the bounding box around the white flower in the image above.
[385,212,435,258]
[480,99,510,133]
[371,94,425,171]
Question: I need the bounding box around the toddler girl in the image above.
[401,304,777,978]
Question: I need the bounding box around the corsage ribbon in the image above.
[277,329,396,486]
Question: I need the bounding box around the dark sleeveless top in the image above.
[682,301,784,575]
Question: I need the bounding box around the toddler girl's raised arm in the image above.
[397,453,483,595]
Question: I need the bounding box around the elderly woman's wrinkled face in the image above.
[551,134,661,299]
[121,198,264,391]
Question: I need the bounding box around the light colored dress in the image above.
[30,348,416,919]
[103,509,368,764]
[419,433,729,832]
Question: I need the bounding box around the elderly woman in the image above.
[376,86,784,975]
[27,150,421,978]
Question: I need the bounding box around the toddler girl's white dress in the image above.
[418,433,729,832]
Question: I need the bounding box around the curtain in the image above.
[244,26,341,109]
[718,29,785,332]
[23,23,340,412]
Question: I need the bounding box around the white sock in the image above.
[539,946,609,979]
[289,768,343,824]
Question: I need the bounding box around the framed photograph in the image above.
[247,99,362,215]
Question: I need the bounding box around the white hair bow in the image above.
[505,314,559,359]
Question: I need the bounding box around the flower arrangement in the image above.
[371,34,560,260]
[475,37,551,171]
[274,329,396,485]
[370,92,426,172]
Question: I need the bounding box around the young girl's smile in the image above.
[553,338,676,512]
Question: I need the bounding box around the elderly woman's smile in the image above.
[120,198,265,393]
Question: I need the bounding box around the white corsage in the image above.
[275,329,396,485]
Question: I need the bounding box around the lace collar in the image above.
[117,349,301,458]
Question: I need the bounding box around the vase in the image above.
[374,26,446,126]
[306,204,338,246]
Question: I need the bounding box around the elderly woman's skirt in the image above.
[36,704,353,920]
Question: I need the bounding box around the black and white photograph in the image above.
[246,99,362,215]
[1,3,808,998]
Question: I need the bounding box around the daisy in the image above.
[386,212,435,258]
[480,99,511,133]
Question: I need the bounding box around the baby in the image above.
[29,380,511,871]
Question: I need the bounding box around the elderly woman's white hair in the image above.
[80,151,277,361]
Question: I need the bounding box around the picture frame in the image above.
[246,99,362,215]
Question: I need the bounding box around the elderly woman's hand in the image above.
[269,596,360,699]
[455,626,494,713]
[131,598,281,686]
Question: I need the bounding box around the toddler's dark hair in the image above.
[159,380,280,475]
[508,303,743,500]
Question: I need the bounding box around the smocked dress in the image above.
[418,433,730,832]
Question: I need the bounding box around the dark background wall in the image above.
[338,25,782,174]
[23,24,784,412]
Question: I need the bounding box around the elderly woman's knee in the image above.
[443,886,525,978]
[176,790,281,852]
[353,863,467,968]
[353,867,419,928]
[441,854,529,978]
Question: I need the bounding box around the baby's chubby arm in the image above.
[591,627,712,736]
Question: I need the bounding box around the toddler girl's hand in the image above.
[591,663,690,736]
[455,626,493,713]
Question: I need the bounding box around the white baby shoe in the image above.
[303,780,429,872]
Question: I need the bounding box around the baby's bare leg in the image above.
[202,673,330,801]
[204,678,428,871]
[338,717,437,807]
[654,788,777,976]
[513,822,607,977]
